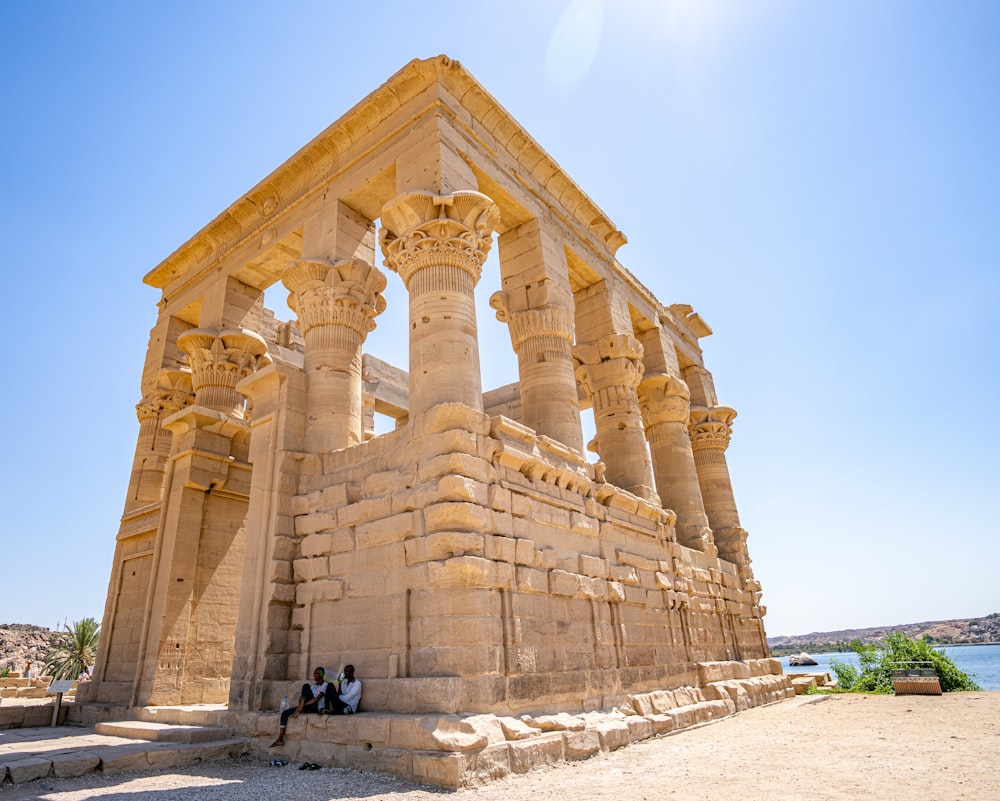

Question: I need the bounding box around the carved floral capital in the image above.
[136,369,193,422]
[282,257,387,339]
[176,328,271,399]
[379,191,499,287]
[688,405,737,451]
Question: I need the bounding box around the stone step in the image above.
[134,703,229,727]
[94,720,230,743]
[1,733,250,786]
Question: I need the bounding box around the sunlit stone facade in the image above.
[85,56,788,787]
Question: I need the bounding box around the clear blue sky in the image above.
[1,1,997,637]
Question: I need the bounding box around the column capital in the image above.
[638,374,690,428]
[573,333,645,397]
[176,328,271,418]
[489,293,574,348]
[379,190,499,287]
[688,405,737,452]
[282,257,386,339]
[136,369,193,422]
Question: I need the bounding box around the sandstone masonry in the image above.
[81,56,788,784]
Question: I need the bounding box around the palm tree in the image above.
[42,617,100,680]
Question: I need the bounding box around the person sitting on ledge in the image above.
[324,664,362,715]
[270,666,328,747]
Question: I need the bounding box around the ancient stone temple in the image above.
[83,56,790,785]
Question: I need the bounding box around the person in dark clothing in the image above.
[270,667,328,747]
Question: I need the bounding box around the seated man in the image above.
[270,667,328,746]
[325,664,362,714]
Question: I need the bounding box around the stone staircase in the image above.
[89,704,249,772]
[95,720,233,744]
[1,706,249,787]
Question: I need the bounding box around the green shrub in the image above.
[829,658,859,691]
[842,632,979,693]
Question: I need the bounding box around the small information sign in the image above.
[47,680,76,695]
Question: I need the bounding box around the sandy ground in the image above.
[3,692,998,801]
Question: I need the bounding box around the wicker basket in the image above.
[890,662,942,695]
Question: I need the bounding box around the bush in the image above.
[836,633,979,693]
[829,658,859,691]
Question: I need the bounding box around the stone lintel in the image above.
[362,354,410,419]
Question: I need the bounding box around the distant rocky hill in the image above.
[767,613,1000,655]
[0,624,60,674]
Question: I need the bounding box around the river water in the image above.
[779,642,1000,690]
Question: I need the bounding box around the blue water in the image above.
[779,642,1000,690]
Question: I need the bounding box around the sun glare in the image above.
[546,0,604,86]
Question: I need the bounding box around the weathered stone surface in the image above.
[79,52,787,790]
[498,716,541,740]
[563,727,602,759]
[645,713,676,734]
[521,712,586,732]
[625,715,655,742]
[98,744,162,773]
[5,756,51,784]
[51,752,102,778]
[389,715,490,752]
[593,718,631,752]
[411,751,468,788]
[509,734,565,774]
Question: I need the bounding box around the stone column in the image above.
[282,257,386,452]
[379,190,500,417]
[574,334,658,503]
[176,328,271,418]
[489,295,584,454]
[229,361,301,711]
[638,374,716,554]
[135,328,271,706]
[124,369,192,512]
[689,406,749,566]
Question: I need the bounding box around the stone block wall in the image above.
[247,403,767,716]
[87,57,777,733]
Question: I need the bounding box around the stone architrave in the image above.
[688,405,749,566]
[489,295,583,454]
[638,373,716,554]
[379,191,499,418]
[282,257,387,452]
[574,334,658,503]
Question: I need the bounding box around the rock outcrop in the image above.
[0,625,58,675]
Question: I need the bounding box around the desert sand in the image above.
[2,693,997,800]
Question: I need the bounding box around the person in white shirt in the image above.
[270,667,328,746]
[325,664,362,714]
